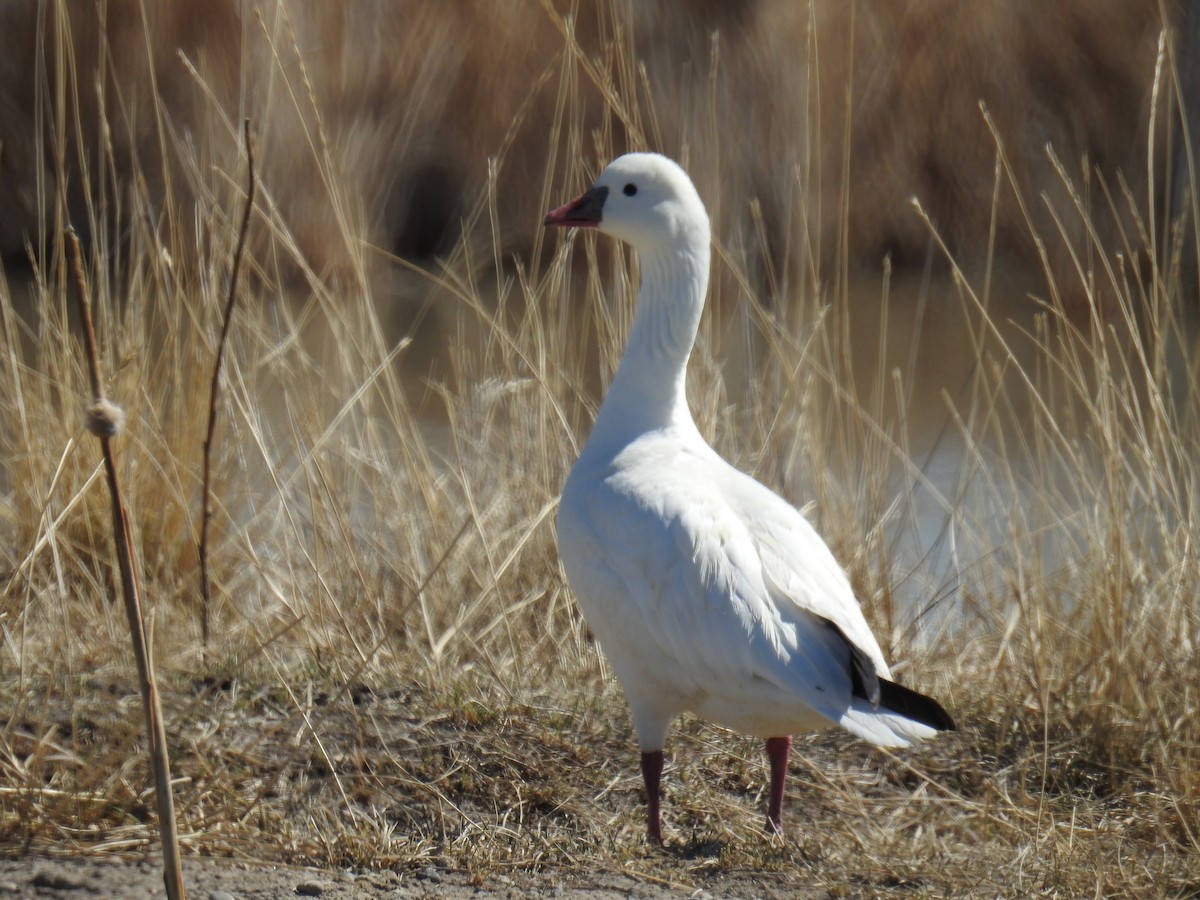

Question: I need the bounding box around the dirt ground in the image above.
[0,856,812,899]
[6,677,1197,898]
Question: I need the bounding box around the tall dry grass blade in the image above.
[199,119,257,649]
[65,227,185,900]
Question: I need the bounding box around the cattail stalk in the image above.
[67,227,186,900]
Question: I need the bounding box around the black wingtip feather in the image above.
[846,642,881,707]
[825,619,956,732]
[877,679,957,731]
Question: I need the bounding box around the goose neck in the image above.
[594,243,710,438]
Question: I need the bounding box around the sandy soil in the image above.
[0,856,806,899]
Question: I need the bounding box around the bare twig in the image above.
[199,118,257,647]
[66,227,186,900]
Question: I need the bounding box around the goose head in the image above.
[544,152,710,255]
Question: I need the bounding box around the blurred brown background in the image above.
[0,1,1188,303]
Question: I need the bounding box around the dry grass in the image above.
[2,1,1199,896]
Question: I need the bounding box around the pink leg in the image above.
[640,750,664,844]
[765,736,792,835]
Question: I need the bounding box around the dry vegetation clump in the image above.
[1,1,1199,896]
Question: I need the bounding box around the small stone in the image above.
[295,881,331,896]
[209,892,238,900]
[417,867,443,883]
[31,870,86,891]
[0,882,19,895]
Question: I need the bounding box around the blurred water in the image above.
[4,254,1191,647]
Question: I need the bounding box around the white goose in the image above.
[545,153,954,843]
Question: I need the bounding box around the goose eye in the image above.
[623,183,638,197]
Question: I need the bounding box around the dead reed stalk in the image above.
[66,227,186,900]
[198,119,257,648]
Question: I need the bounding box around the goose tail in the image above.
[837,679,956,748]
